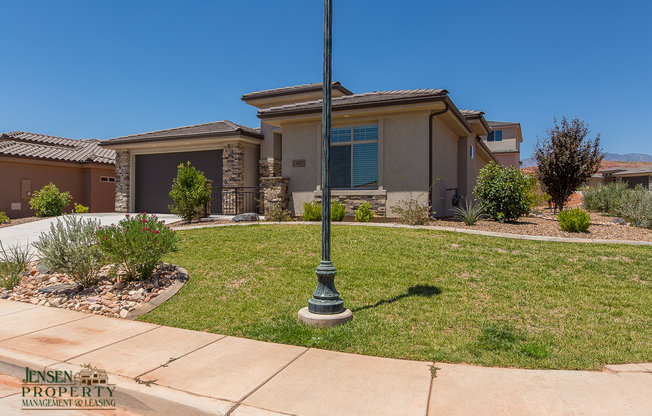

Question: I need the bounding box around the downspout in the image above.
[428,101,449,211]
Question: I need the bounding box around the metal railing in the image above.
[209,187,264,215]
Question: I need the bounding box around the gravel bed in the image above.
[0,216,41,229]
[431,211,652,242]
[1,263,181,319]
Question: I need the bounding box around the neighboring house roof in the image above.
[607,166,652,176]
[242,82,353,101]
[100,120,263,145]
[257,89,449,117]
[0,132,115,164]
[487,120,520,127]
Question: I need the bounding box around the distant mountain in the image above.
[604,153,652,162]
[520,153,652,168]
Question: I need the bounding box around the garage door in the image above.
[135,150,222,213]
[623,176,649,189]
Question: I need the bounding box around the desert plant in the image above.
[474,162,533,222]
[0,241,33,290]
[74,203,89,213]
[557,208,591,232]
[29,183,72,217]
[452,199,485,225]
[615,185,652,229]
[265,202,294,222]
[390,176,441,225]
[168,162,212,223]
[32,216,104,286]
[331,202,345,222]
[354,202,375,222]
[96,213,178,281]
[0,212,9,224]
[302,201,322,221]
[582,182,629,215]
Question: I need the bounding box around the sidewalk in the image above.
[0,299,650,416]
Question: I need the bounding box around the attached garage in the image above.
[134,150,222,213]
[622,175,650,190]
[99,121,263,214]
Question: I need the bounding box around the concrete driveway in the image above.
[0,213,183,254]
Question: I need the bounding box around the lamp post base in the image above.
[298,307,352,328]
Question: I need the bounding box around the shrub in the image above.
[582,182,629,215]
[74,203,89,213]
[558,208,591,232]
[331,202,345,222]
[355,202,375,222]
[526,175,551,210]
[390,176,438,225]
[474,162,533,222]
[452,199,485,226]
[265,202,294,222]
[615,185,652,229]
[97,213,178,281]
[0,212,9,224]
[0,241,33,290]
[32,216,104,286]
[29,183,72,217]
[168,162,212,223]
[303,201,322,221]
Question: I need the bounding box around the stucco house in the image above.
[0,131,116,218]
[100,82,515,218]
[479,121,523,168]
[588,166,652,189]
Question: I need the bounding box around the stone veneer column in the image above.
[222,144,245,214]
[260,177,289,214]
[259,158,282,182]
[114,150,130,212]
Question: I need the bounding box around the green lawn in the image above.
[141,224,652,370]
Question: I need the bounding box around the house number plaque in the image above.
[292,159,306,167]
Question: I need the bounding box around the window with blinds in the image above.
[331,125,378,189]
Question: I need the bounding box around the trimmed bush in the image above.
[331,202,345,222]
[169,162,212,223]
[0,212,9,224]
[97,213,178,281]
[355,202,375,222]
[303,201,322,221]
[32,215,104,286]
[558,209,591,232]
[29,183,72,217]
[474,162,534,222]
[74,203,89,213]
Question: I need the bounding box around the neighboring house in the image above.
[0,132,116,218]
[100,82,506,218]
[479,121,523,168]
[590,166,652,189]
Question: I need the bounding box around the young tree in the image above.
[534,117,604,213]
[168,162,212,223]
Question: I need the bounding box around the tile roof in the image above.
[0,132,115,164]
[257,89,449,117]
[242,82,353,100]
[460,109,485,117]
[487,120,520,127]
[610,166,652,176]
[100,120,262,145]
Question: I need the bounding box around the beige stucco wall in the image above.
[259,122,282,161]
[494,152,520,168]
[282,123,322,214]
[243,144,260,188]
[430,118,459,216]
[0,157,115,218]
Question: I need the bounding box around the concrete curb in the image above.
[125,265,190,320]
[170,220,652,246]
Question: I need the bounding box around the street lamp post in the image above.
[298,0,352,327]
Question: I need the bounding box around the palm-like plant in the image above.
[453,199,485,225]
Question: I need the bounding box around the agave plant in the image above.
[453,199,485,226]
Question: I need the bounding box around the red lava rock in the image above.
[79,305,89,311]
[29,269,39,276]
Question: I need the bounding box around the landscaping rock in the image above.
[37,262,51,275]
[610,217,628,226]
[233,213,260,222]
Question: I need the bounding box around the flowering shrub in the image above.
[96,213,178,280]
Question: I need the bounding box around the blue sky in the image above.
[1,1,650,158]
